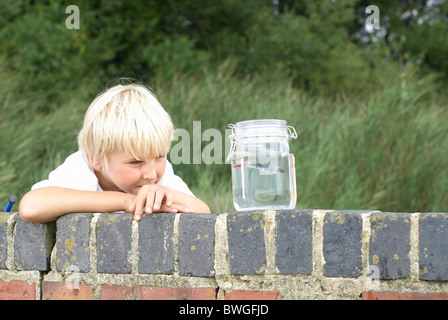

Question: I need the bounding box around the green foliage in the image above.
[1,1,447,96]
[245,10,374,92]
[140,36,210,81]
[356,0,448,80]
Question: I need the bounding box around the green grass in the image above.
[1,60,447,213]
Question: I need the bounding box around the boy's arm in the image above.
[19,187,134,223]
[19,186,211,223]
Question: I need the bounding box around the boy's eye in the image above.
[156,154,166,159]
[129,160,143,165]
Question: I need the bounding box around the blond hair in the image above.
[77,82,174,166]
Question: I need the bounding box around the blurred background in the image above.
[0,0,447,213]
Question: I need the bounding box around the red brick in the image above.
[224,289,281,300]
[362,291,448,300]
[42,281,94,300]
[100,285,136,300]
[138,286,216,300]
[0,280,36,300]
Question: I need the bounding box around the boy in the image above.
[19,82,210,223]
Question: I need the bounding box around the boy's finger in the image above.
[161,204,178,213]
[134,193,147,217]
[134,211,142,221]
[153,189,165,211]
[165,192,173,207]
[170,204,194,213]
[145,190,155,214]
[133,204,143,221]
[127,201,136,213]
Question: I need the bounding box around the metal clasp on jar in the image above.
[287,125,298,140]
[226,123,238,163]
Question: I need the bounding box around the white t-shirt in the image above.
[32,151,195,197]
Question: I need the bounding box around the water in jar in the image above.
[231,152,296,210]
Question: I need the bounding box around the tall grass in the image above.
[158,62,448,213]
[1,59,447,213]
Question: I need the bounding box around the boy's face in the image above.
[95,150,167,194]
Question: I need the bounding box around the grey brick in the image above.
[227,211,266,275]
[14,216,55,271]
[369,212,410,279]
[96,213,132,274]
[54,213,92,272]
[0,213,11,269]
[179,214,216,277]
[138,213,175,274]
[275,209,312,274]
[419,213,448,280]
[323,211,362,278]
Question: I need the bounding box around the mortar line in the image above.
[89,213,100,276]
[173,213,181,275]
[214,212,230,300]
[6,212,17,270]
[361,211,373,292]
[48,218,58,273]
[49,238,58,272]
[312,210,327,277]
[130,218,140,274]
[410,212,420,281]
[264,210,277,274]
[90,213,102,299]
[214,212,230,276]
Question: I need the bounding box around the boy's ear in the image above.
[85,152,103,170]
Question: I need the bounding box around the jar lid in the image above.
[229,119,297,140]
[226,119,297,162]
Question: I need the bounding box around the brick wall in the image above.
[1,209,448,300]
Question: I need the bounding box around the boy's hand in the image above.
[126,185,194,221]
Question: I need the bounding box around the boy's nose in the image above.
[142,163,157,182]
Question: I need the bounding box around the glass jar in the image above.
[227,119,297,211]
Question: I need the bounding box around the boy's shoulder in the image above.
[50,151,90,176]
[32,151,100,191]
